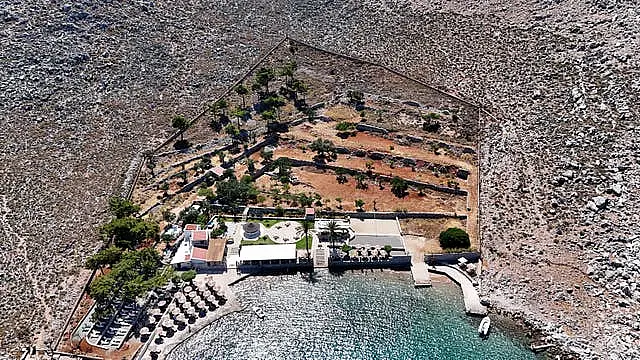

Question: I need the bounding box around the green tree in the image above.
[354,174,368,190]
[254,67,275,95]
[233,84,250,108]
[101,217,159,249]
[274,158,292,184]
[278,60,297,86]
[260,109,276,125]
[439,227,471,249]
[390,176,409,198]
[247,158,256,173]
[232,107,249,127]
[300,220,312,260]
[215,175,258,210]
[180,270,197,283]
[171,115,189,140]
[108,196,140,219]
[355,199,365,211]
[260,149,273,163]
[85,246,123,274]
[225,123,240,138]
[309,138,336,162]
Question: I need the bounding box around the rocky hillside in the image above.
[0,0,638,358]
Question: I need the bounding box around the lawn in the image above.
[241,236,277,246]
[295,235,312,250]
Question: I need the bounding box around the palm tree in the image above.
[300,220,312,260]
[327,220,338,259]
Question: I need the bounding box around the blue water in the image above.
[169,271,539,360]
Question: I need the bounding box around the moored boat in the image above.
[478,316,490,337]
[252,306,265,319]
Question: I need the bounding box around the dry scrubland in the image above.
[0,0,639,359]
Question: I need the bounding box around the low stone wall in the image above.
[424,252,481,265]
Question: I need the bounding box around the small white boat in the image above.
[478,316,491,337]
[252,306,265,319]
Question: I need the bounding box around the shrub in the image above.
[335,121,356,132]
[180,270,197,283]
[439,227,470,249]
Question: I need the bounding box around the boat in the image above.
[252,306,265,319]
[478,316,491,337]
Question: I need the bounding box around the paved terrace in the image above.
[430,265,487,316]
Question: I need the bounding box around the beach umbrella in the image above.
[206,280,216,290]
[150,308,162,317]
[175,314,186,323]
[186,307,197,317]
[140,327,151,336]
[206,295,216,304]
[181,301,191,311]
[183,286,193,293]
[171,307,181,317]
[197,301,207,310]
[196,283,207,292]
[177,296,186,305]
[192,295,202,304]
[157,300,167,309]
[162,319,174,329]
[147,316,156,325]
[201,289,212,298]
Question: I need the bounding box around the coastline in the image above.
[158,269,543,360]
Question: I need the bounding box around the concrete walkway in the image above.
[430,265,487,315]
[410,261,432,287]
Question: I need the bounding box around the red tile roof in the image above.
[184,224,199,231]
[191,247,207,261]
[192,230,208,241]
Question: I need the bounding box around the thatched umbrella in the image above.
[196,283,207,293]
[206,279,216,290]
[162,319,174,330]
[175,314,186,324]
[186,307,197,318]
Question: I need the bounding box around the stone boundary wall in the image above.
[424,252,481,265]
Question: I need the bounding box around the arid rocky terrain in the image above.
[0,0,638,359]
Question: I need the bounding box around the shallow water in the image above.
[169,271,539,360]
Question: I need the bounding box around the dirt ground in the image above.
[256,167,467,213]
[402,218,470,255]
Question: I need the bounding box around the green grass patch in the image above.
[241,236,276,246]
[295,236,312,250]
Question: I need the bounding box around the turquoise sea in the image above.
[169,271,540,360]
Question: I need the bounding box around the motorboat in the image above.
[478,316,491,337]
[252,306,265,319]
